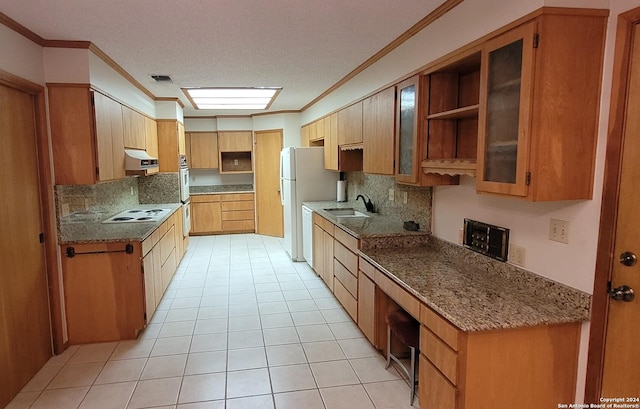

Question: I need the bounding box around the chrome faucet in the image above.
[356,194,374,212]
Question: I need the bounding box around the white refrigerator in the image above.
[280,147,339,261]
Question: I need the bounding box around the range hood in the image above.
[125,149,159,173]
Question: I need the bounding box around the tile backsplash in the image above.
[55,177,140,219]
[344,172,432,230]
[55,174,181,222]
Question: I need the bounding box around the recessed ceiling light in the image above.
[183,87,281,110]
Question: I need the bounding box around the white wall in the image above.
[252,112,302,148]
[0,24,45,84]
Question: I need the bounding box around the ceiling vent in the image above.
[151,75,173,83]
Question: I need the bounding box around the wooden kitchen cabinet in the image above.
[324,113,339,170]
[358,258,377,345]
[338,100,363,146]
[312,213,335,290]
[218,131,253,173]
[189,132,219,169]
[418,304,581,408]
[394,76,421,185]
[363,87,395,175]
[122,105,146,150]
[157,119,186,172]
[333,227,359,321]
[476,12,606,201]
[421,51,481,185]
[144,116,158,159]
[48,85,127,184]
[61,242,145,344]
[190,195,222,234]
[221,193,255,233]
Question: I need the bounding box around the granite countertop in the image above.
[302,200,431,239]
[359,242,591,332]
[304,200,590,332]
[190,184,254,195]
[58,203,182,244]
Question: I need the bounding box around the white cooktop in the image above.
[102,208,172,224]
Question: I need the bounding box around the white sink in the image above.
[323,208,370,218]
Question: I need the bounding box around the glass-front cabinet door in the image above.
[476,23,536,196]
[395,75,420,184]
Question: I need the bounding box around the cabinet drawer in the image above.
[334,227,358,251]
[313,213,334,233]
[160,247,177,293]
[358,257,376,280]
[221,210,254,221]
[191,194,221,203]
[375,271,420,319]
[222,220,255,232]
[420,304,460,351]
[333,279,357,321]
[333,259,358,298]
[159,225,176,265]
[221,201,254,211]
[220,193,254,202]
[334,241,358,274]
[419,356,457,409]
[157,218,168,237]
[421,327,458,385]
[142,228,160,256]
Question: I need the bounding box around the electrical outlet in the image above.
[130,186,134,196]
[549,219,569,244]
[509,244,526,267]
[61,203,70,217]
[233,159,239,165]
[402,191,408,204]
[389,188,395,202]
[458,228,464,244]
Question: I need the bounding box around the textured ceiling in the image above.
[0,0,447,116]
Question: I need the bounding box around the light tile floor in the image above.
[6,234,420,409]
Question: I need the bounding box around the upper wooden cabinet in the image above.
[218,131,253,173]
[476,12,607,201]
[363,87,395,175]
[157,120,186,172]
[144,116,158,159]
[325,113,339,171]
[218,131,252,152]
[338,100,363,146]
[48,85,126,184]
[122,105,146,150]
[394,76,421,184]
[189,132,219,169]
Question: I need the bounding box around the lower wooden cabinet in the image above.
[312,213,335,290]
[357,260,376,345]
[191,193,255,234]
[62,208,184,344]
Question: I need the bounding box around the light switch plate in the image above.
[389,189,394,201]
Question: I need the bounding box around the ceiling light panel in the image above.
[184,87,281,110]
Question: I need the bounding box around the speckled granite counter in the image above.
[302,200,431,239]
[58,203,181,244]
[304,200,590,332]
[190,184,254,195]
[359,237,591,332]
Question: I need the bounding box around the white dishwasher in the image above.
[302,205,314,268]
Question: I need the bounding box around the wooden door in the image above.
[254,130,283,237]
[600,23,640,399]
[0,83,51,407]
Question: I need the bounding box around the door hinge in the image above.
[39,232,45,243]
[525,172,531,185]
[533,33,539,48]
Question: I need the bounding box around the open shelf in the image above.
[427,104,479,120]
[421,159,477,177]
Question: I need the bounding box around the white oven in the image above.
[182,201,191,236]
[179,155,190,203]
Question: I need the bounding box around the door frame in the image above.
[0,70,61,353]
[585,7,640,403]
